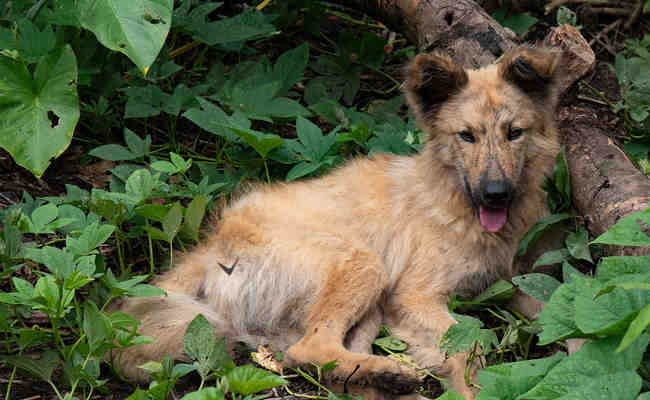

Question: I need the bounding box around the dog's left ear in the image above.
[499,47,562,106]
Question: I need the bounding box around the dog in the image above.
[112,46,562,399]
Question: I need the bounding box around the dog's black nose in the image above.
[481,180,511,205]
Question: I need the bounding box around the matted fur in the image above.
[113,46,562,399]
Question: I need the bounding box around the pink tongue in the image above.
[479,206,508,232]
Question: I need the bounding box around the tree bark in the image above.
[348,0,649,257]
[560,106,650,256]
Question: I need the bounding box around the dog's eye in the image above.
[458,130,475,143]
[507,127,524,141]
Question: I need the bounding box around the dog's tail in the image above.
[108,292,234,382]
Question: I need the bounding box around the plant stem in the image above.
[5,366,16,400]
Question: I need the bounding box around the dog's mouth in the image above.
[479,205,509,232]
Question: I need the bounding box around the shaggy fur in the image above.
[112,46,562,399]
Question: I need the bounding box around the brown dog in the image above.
[113,46,562,399]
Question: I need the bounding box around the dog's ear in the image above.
[499,47,561,106]
[403,53,468,119]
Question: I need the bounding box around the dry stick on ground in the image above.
[347,0,649,257]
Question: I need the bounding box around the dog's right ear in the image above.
[403,53,468,120]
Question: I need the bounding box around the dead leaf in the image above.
[251,345,284,375]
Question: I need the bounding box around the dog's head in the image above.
[404,47,562,232]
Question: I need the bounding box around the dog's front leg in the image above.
[385,294,480,400]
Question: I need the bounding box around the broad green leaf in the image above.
[518,213,572,256]
[1,350,60,382]
[128,283,165,297]
[286,160,326,182]
[441,314,498,356]
[228,126,283,158]
[78,0,173,75]
[473,279,516,304]
[476,352,566,400]
[136,203,171,222]
[124,128,150,157]
[183,314,218,379]
[16,19,57,62]
[533,249,570,269]
[66,221,115,255]
[225,364,288,395]
[89,144,138,161]
[565,230,593,263]
[575,279,650,335]
[273,43,309,97]
[162,202,183,240]
[0,45,79,177]
[596,255,650,282]
[30,203,58,230]
[618,303,650,352]
[150,160,178,174]
[83,300,108,353]
[296,116,338,161]
[125,169,155,203]
[518,335,648,400]
[536,279,582,345]
[591,207,650,246]
[180,388,226,400]
[512,274,561,303]
[182,97,244,142]
[180,195,207,243]
[188,9,277,46]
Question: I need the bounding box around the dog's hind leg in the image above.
[284,248,420,394]
[109,292,233,382]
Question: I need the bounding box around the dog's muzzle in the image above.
[478,180,513,232]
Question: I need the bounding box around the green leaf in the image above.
[512,274,561,303]
[182,97,245,143]
[596,255,650,282]
[373,336,408,351]
[150,160,178,174]
[472,279,516,304]
[273,43,309,97]
[78,0,173,75]
[228,126,283,158]
[125,169,155,204]
[518,335,648,400]
[536,279,582,345]
[532,249,570,269]
[89,144,138,161]
[296,116,338,161]
[591,207,650,246]
[83,300,107,353]
[162,202,183,241]
[16,19,57,62]
[0,45,79,178]
[618,303,650,352]
[286,161,326,182]
[183,314,219,379]
[476,352,566,400]
[565,229,593,263]
[188,9,277,46]
[30,203,58,230]
[66,221,115,256]
[180,195,207,243]
[1,350,60,383]
[124,128,150,157]
[518,213,572,256]
[225,364,288,395]
[136,203,172,222]
[441,314,498,356]
[180,388,226,400]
